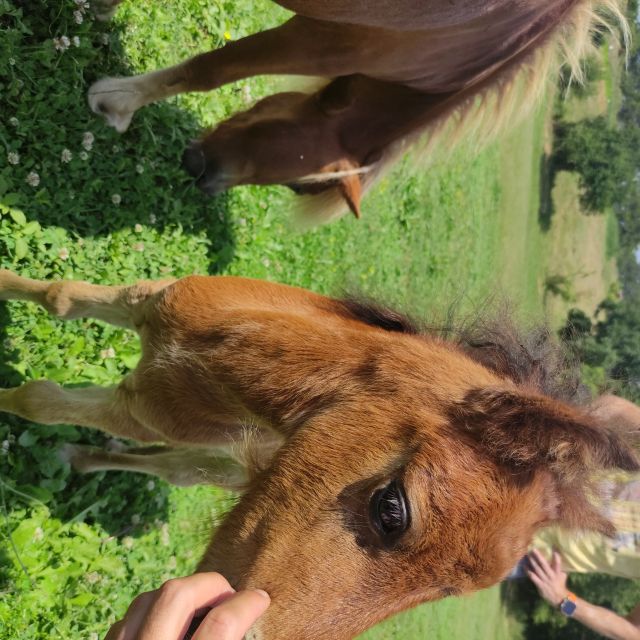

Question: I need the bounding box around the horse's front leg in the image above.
[88,16,364,132]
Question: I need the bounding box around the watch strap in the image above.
[559,592,577,617]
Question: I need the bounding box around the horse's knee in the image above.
[43,281,77,319]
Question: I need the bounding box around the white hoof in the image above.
[88,77,139,133]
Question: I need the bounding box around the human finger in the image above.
[138,573,236,640]
[104,590,157,640]
[529,549,554,581]
[526,552,547,580]
[526,568,545,592]
[193,589,271,640]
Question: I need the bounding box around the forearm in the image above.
[572,597,640,640]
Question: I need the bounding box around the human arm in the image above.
[527,549,640,640]
[104,572,270,640]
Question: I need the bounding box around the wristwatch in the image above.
[559,592,577,617]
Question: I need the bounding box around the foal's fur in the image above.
[90,0,627,219]
[1,269,638,639]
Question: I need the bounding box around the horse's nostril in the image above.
[181,141,206,179]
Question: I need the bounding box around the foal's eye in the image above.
[369,480,410,543]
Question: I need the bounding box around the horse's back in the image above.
[276,0,527,30]
[151,275,342,334]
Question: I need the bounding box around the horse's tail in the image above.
[298,0,629,223]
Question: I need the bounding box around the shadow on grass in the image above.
[537,152,558,232]
[2,0,236,276]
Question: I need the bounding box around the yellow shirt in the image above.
[533,474,640,579]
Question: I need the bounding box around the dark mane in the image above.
[338,296,587,405]
[337,297,421,334]
[451,314,588,405]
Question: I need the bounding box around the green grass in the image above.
[0,1,549,638]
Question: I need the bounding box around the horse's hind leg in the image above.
[0,269,174,330]
[88,17,364,132]
[61,444,249,489]
[0,381,159,442]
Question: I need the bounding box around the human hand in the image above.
[104,572,270,640]
[526,549,568,607]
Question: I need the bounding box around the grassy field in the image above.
[0,0,610,638]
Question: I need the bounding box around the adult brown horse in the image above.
[0,268,638,639]
[88,0,627,220]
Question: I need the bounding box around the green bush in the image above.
[553,117,635,212]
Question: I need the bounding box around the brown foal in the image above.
[88,0,627,220]
[1,268,637,638]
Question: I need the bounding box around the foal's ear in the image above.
[454,389,639,477]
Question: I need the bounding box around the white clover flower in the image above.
[7,434,15,444]
[54,35,70,51]
[72,36,80,47]
[100,347,116,359]
[133,242,144,252]
[148,213,157,224]
[73,10,83,24]
[134,223,143,233]
[89,633,99,640]
[135,163,144,174]
[74,0,90,9]
[262,258,270,268]
[79,151,88,161]
[122,536,134,549]
[111,193,121,205]
[100,33,110,45]
[112,144,121,153]
[9,117,19,127]
[82,131,94,147]
[58,247,70,261]
[8,57,16,66]
[33,527,44,541]
[1,440,9,454]
[26,171,40,187]
[84,571,101,584]
[61,148,72,163]
[131,514,141,525]
[7,152,19,165]
[146,479,155,491]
